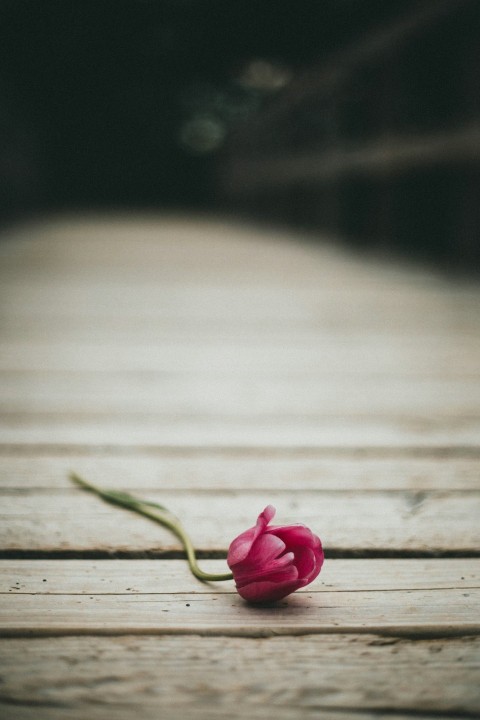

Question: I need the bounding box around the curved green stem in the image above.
[69,472,233,582]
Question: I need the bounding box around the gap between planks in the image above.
[1,418,480,446]
[1,444,479,458]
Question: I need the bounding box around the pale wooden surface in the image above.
[2,489,480,554]
[1,635,479,719]
[0,214,479,719]
[1,559,479,636]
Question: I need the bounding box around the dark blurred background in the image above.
[0,0,478,270]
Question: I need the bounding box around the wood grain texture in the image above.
[1,634,479,718]
[4,589,478,637]
[0,560,478,637]
[1,488,479,554]
[0,708,454,720]
[2,453,479,490]
[2,372,480,416]
[1,215,479,719]
[2,559,478,594]
[2,218,479,447]
[1,337,479,376]
[2,415,480,447]
[0,703,466,720]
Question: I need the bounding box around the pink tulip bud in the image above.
[227,505,324,603]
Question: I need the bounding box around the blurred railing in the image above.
[219,0,480,271]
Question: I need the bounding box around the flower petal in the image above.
[270,524,321,550]
[245,532,286,567]
[227,527,257,567]
[234,550,295,587]
[227,505,276,566]
[238,573,300,603]
[293,546,321,584]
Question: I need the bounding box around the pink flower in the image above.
[227,505,324,603]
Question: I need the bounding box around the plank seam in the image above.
[2,549,479,560]
[1,444,480,458]
[1,627,479,640]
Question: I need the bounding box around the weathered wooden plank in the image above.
[0,560,478,636]
[1,453,479,491]
[0,214,472,291]
[1,489,479,553]
[0,703,463,720]
[0,215,360,279]
[2,231,479,339]
[1,305,478,345]
[0,217,478,720]
[1,214,478,720]
[0,634,479,718]
[13,282,473,322]
[1,559,478,594]
[1,338,479,376]
[2,312,479,341]
[1,372,480,416]
[2,276,479,309]
[2,415,480,447]
[0,222,477,281]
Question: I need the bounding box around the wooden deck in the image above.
[0,214,479,719]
